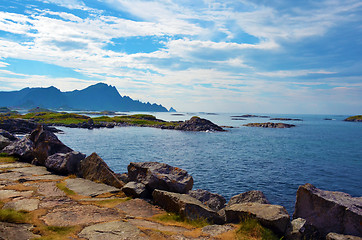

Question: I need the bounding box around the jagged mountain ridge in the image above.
[0,83,168,112]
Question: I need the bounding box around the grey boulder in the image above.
[227,190,270,207]
[293,183,362,237]
[45,151,86,175]
[122,181,149,198]
[2,137,35,162]
[285,218,320,240]
[188,189,226,211]
[152,189,224,224]
[128,162,193,194]
[0,135,11,150]
[225,202,291,235]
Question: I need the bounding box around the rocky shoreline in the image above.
[0,124,361,239]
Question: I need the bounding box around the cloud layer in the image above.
[0,0,361,113]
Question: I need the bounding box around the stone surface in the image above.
[128,162,193,194]
[45,151,85,175]
[0,135,11,150]
[225,202,291,235]
[65,178,121,197]
[128,218,189,233]
[326,233,362,240]
[243,122,296,128]
[29,125,73,165]
[39,196,75,209]
[201,224,236,237]
[0,129,18,141]
[293,183,362,237]
[0,162,32,169]
[0,190,33,200]
[2,137,35,162]
[227,190,270,206]
[116,198,165,218]
[3,198,39,211]
[0,171,29,181]
[80,152,124,188]
[152,189,224,224]
[122,181,149,198]
[285,217,320,240]
[175,116,225,132]
[0,222,40,240]
[78,220,147,240]
[188,189,226,211]
[12,166,51,175]
[41,205,122,226]
[34,181,66,197]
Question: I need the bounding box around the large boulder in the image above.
[227,190,270,207]
[29,125,73,165]
[0,129,18,141]
[45,151,86,175]
[121,181,149,198]
[293,183,362,237]
[175,116,225,132]
[0,135,11,150]
[188,189,226,211]
[80,152,124,189]
[2,137,35,161]
[285,218,321,240]
[225,202,291,235]
[326,233,362,240]
[127,162,193,194]
[152,189,224,224]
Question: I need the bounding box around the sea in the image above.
[55,112,362,215]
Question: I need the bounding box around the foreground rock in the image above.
[188,189,226,211]
[65,178,121,197]
[80,152,125,188]
[153,189,224,224]
[326,233,362,240]
[121,181,148,198]
[45,151,86,175]
[2,137,35,162]
[0,135,12,150]
[127,162,193,195]
[225,202,291,235]
[293,183,362,237]
[244,122,296,128]
[0,222,40,240]
[227,190,270,206]
[286,217,320,240]
[175,116,225,131]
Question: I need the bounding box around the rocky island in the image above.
[0,119,361,239]
[243,122,296,128]
[344,115,362,122]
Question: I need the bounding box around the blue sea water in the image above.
[55,113,362,215]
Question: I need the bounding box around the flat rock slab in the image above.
[24,174,64,181]
[326,232,362,240]
[0,189,33,200]
[78,220,148,240]
[0,171,28,181]
[201,224,236,236]
[0,222,40,240]
[39,196,75,209]
[0,162,32,169]
[41,204,123,226]
[33,182,66,197]
[116,199,165,218]
[3,198,39,211]
[12,166,51,175]
[65,178,121,197]
[128,218,189,233]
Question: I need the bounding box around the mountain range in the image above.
[0,83,170,112]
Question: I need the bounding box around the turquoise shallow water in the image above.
[56,113,362,215]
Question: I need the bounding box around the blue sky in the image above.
[0,0,361,114]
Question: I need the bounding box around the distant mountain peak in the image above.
[0,83,168,112]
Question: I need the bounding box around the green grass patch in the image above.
[0,209,29,223]
[0,155,17,163]
[154,212,210,228]
[56,182,75,195]
[46,226,74,234]
[236,217,279,240]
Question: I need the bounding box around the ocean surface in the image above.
[55,113,362,215]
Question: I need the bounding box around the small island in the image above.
[344,115,362,122]
[243,122,296,128]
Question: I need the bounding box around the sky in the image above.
[0,0,361,114]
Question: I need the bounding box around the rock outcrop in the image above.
[0,129,18,141]
[326,233,362,240]
[188,189,226,211]
[293,183,362,237]
[80,152,124,189]
[0,118,59,134]
[344,115,362,122]
[127,162,193,195]
[175,116,225,132]
[45,151,86,175]
[227,190,270,206]
[122,181,148,199]
[2,137,35,162]
[225,202,291,235]
[243,122,296,128]
[152,189,224,224]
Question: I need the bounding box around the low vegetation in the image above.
[0,153,17,163]
[33,225,79,240]
[344,115,362,121]
[56,182,76,195]
[153,212,210,228]
[236,218,279,240]
[0,208,29,223]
